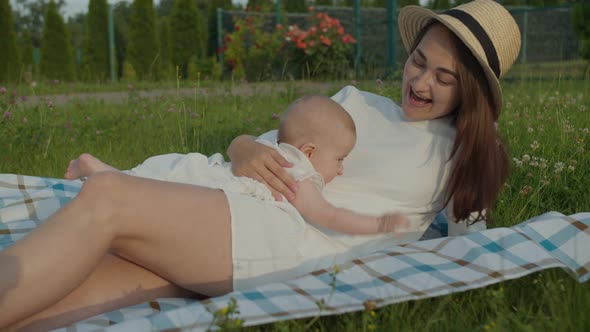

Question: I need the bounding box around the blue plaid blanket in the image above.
[1,174,589,331]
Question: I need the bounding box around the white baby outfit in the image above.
[128,86,459,290]
[127,139,324,201]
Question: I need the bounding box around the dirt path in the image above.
[21,81,345,106]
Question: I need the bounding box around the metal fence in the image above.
[218,5,580,78]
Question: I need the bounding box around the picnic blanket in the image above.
[1,174,589,331]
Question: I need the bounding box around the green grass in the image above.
[1,77,589,331]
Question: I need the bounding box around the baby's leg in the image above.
[64,153,119,180]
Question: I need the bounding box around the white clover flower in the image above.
[540,158,548,169]
[530,141,540,150]
[554,162,564,174]
[522,154,531,162]
[568,165,576,171]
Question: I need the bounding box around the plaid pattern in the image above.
[1,174,589,332]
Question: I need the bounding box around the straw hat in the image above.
[398,0,521,118]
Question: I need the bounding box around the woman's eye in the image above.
[437,75,455,86]
[412,56,425,67]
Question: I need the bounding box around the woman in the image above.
[0,0,521,330]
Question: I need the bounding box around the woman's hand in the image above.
[227,135,298,201]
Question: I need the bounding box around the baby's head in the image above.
[278,95,356,184]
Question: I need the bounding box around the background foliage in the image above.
[170,0,206,80]
[0,0,21,82]
[39,0,74,81]
[573,1,590,61]
[81,0,109,82]
[0,0,583,84]
[127,0,158,81]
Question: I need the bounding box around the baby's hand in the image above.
[378,213,409,236]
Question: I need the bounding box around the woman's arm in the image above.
[227,135,298,200]
[290,180,408,235]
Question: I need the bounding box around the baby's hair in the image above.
[278,95,355,147]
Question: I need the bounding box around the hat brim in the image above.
[398,6,503,117]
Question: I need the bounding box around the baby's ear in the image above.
[299,143,316,158]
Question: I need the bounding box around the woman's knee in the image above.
[80,171,126,198]
[76,171,127,220]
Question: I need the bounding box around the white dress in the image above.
[129,86,457,290]
[127,139,324,201]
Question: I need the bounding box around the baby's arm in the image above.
[290,180,408,235]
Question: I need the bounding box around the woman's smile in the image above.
[408,87,432,106]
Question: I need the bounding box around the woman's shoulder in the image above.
[331,85,404,130]
[331,85,401,116]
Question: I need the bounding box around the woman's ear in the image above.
[299,143,316,158]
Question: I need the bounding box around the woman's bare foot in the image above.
[64,153,119,180]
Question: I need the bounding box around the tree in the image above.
[128,0,158,80]
[207,0,232,56]
[40,0,74,80]
[170,0,205,79]
[0,0,21,82]
[12,0,65,47]
[573,1,590,60]
[285,0,306,12]
[82,0,109,81]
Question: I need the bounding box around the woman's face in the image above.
[402,24,461,121]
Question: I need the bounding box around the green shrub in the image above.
[82,0,110,81]
[128,0,158,80]
[40,0,75,81]
[0,0,21,83]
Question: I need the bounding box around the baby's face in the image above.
[309,130,356,184]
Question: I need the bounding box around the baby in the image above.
[65,95,408,235]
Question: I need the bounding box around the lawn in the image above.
[0,75,589,331]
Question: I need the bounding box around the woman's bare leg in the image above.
[7,254,196,332]
[0,171,232,328]
[64,153,118,179]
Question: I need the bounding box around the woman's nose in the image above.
[412,70,433,91]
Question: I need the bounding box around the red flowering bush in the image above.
[284,8,357,79]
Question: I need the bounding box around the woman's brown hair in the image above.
[413,22,510,223]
